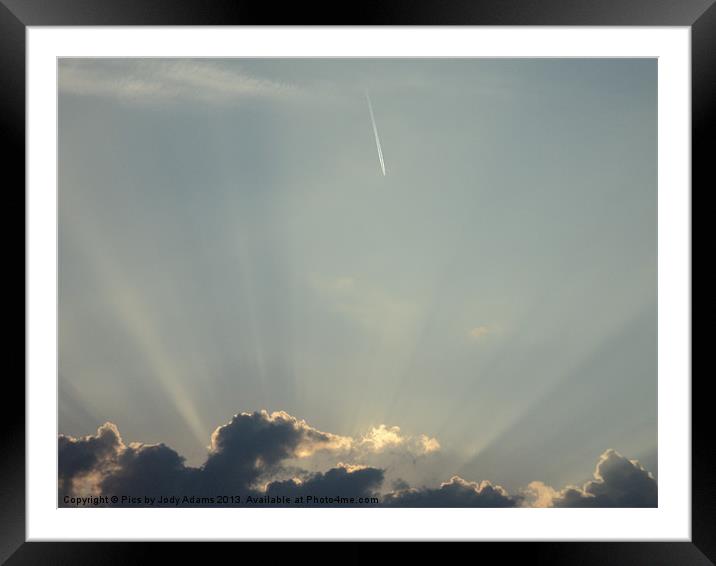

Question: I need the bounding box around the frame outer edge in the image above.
[691,2,716,562]
[0,1,26,565]
[3,0,711,561]
[0,0,715,25]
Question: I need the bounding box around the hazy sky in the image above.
[58,58,657,495]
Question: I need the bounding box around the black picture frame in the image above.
[4,0,709,562]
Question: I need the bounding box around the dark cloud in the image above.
[58,411,354,506]
[549,449,657,508]
[58,413,656,508]
[383,476,519,507]
[265,464,384,505]
[100,442,201,499]
[202,410,344,493]
[58,422,123,501]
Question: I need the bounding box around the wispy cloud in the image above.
[468,325,491,340]
[59,59,297,105]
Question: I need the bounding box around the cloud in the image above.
[203,410,352,492]
[275,422,441,492]
[58,422,124,498]
[359,424,403,451]
[523,481,560,508]
[58,413,656,507]
[58,422,123,479]
[59,410,354,504]
[468,326,491,340]
[523,449,657,508]
[384,476,519,507]
[100,442,200,499]
[59,59,296,105]
[358,424,440,455]
[264,463,384,505]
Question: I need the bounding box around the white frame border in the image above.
[26,26,691,541]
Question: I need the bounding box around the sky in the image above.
[58,58,657,506]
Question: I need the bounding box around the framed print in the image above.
[5,0,709,562]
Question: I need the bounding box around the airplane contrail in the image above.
[366,91,386,176]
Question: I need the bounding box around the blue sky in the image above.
[58,58,657,497]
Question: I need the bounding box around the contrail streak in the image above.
[366,91,386,176]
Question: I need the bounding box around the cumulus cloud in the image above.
[264,463,384,505]
[101,441,200,499]
[523,481,560,508]
[58,413,656,508]
[57,410,387,505]
[524,449,657,508]
[58,422,124,498]
[384,476,518,507]
[358,425,440,455]
[203,410,352,492]
[58,59,296,105]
